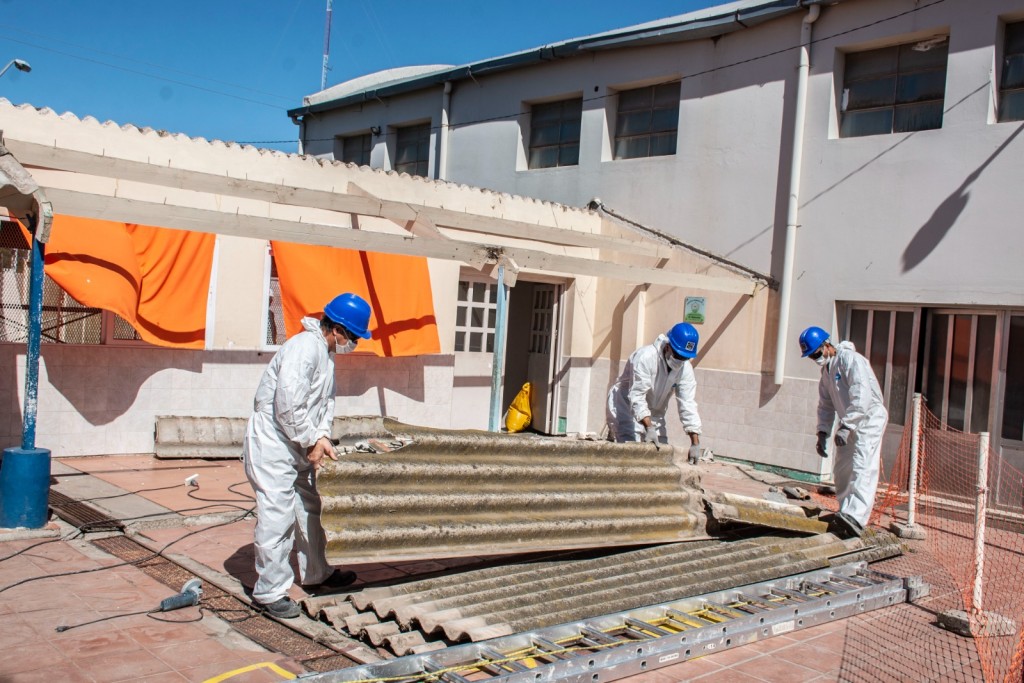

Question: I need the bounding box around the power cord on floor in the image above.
[0,507,254,595]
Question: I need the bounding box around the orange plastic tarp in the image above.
[30,215,215,349]
[271,241,439,357]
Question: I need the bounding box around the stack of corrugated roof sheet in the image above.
[304,530,903,655]
[317,417,708,564]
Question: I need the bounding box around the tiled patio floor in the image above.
[0,454,988,682]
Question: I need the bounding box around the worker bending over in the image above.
[243,293,373,619]
[607,322,703,465]
[799,325,888,539]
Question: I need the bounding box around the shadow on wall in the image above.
[901,122,1023,272]
[336,353,454,416]
[39,346,197,426]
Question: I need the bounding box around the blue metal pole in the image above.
[0,216,51,528]
[22,227,44,450]
[488,265,508,432]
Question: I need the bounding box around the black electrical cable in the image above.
[55,607,158,632]
[0,508,253,595]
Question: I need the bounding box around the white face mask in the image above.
[336,339,357,355]
[666,353,685,371]
[814,353,829,367]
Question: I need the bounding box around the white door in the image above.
[526,284,560,433]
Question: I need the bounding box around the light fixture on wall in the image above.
[370,126,381,136]
[912,35,948,52]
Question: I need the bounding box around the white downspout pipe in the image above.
[438,81,452,180]
[774,3,819,385]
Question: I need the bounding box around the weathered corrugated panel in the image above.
[317,530,903,653]
[318,417,706,563]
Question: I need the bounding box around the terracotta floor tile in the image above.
[693,644,765,668]
[730,651,822,683]
[770,640,843,674]
[129,622,211,648]
[75,647,175,682]
[134,672,191,683]
[52,627,142,660]
[689,667,766,682]
[654,653,725,680]
[150,637,241,668]
[177,656,306,683]
[4,662,94,683]
[0,640,64,674]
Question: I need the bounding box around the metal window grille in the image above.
[454,278,496,353]
[529,287,554,354]
[338,133,372,166]
[999,21,1024,122]
[395,123,431,177]
[613,82,680,160]
[840,37,949,137]
[528,98,582,169]
[0,220,142,345]
[265,257,286,346]
[846,306,920,427]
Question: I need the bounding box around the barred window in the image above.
[454,278,496,353]
[338,133,372,166]
[395,123,431,177]
[613,82,680,160]
[265,256,286,346]
[0,220,142,345]
[528,98,582,169]
[840,37,948,138]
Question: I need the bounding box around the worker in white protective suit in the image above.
[607,322,703,465]
[798,326,888,539]
[243,292,373,619]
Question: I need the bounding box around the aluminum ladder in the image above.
[304,562,924,683]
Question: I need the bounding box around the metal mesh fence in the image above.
[0,220,141,344]
[875,402,1024,683]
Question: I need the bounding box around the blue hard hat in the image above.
[798,326,829,357]
[324,293,372,339]
[667,322,699,359]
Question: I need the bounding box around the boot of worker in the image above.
[831,511,864,539]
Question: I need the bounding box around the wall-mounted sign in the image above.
[684,297,706,324]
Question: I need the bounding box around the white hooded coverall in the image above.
[607,334,702,443]
[817,341,888,527]
[243,316,336,604]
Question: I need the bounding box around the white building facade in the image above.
[289,0,1024,485]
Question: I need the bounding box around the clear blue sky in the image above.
[0,0,723,153]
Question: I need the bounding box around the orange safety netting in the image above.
[875,403,1024,683]
[270,241,439,357]
[23,215,215,349]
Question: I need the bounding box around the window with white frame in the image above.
[839,37,948,138]
[395,123,431,177]
[0,220,143,345]
[528,98,582,169]
[613,82,680,160]
[337,133,373,166]
[999,20,1024,122]
[454,278,496,353]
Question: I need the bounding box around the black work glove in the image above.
[834,425,852,447]
[815,431,828,458]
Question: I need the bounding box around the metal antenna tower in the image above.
[321,0,333,90]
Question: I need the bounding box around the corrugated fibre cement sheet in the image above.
[317,417,707,564]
